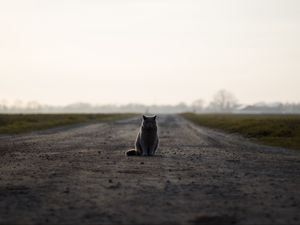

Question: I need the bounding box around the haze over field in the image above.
[1,0,300,106]
[1,2,300,224]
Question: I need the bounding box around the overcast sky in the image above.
[1,0,299,106]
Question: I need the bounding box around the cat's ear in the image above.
[153,115,157,120]
[143,115,147,120]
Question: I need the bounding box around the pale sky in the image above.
[1,0,300,106]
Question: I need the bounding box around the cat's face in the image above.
[142,115,157,129]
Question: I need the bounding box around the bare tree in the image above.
[191,99,204,113]
[209,89,238,113]
[26,101,42,112]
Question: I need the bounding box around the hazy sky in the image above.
[1,0,300,106]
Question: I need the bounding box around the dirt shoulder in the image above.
[0,115,299,224]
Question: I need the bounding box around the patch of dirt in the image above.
[0,115,299,224]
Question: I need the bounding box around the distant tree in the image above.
[191,99,204,113]
[209,89,238,113]
[12,99,24,109]
[26,101,42,112]
[174,102,189,113]
[0,99,8,112]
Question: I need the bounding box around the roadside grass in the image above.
[180,113,300,150]
[0,113,137,134]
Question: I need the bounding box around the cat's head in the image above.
[142,115,157,129]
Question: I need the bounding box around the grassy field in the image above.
[0,113,137,134]
[181,113,300,150]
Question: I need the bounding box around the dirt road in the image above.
[0,114,299,225]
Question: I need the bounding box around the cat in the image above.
[126,115,159,156]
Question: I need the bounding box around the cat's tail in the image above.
[126,149,140,156]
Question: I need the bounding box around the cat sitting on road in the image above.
[126,115,159,156]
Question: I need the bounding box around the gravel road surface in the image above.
[0,114,299,225]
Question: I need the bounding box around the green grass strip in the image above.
[181,113,300,150]
[0,113,137,134]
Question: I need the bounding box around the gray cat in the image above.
[126,115,159,156]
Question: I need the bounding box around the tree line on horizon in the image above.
[1,90,300,114]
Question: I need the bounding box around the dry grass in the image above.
[0,113,136,134]
[181,113,300,150]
